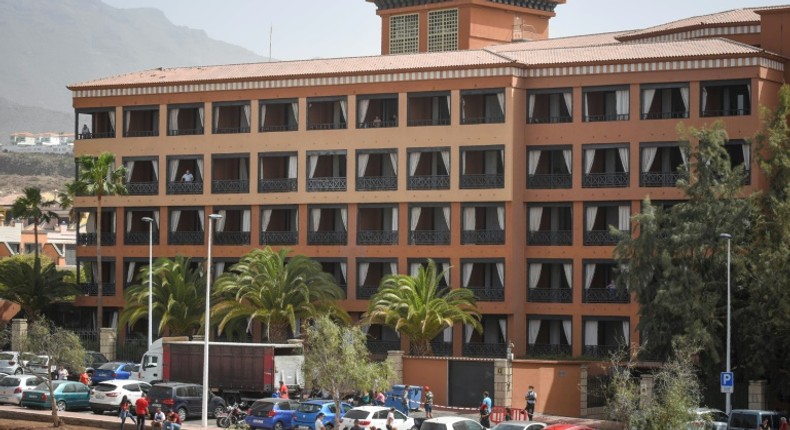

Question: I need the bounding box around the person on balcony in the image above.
[181,170,193,182]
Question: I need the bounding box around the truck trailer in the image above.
[138,337,303,404]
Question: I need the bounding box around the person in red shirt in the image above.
[135,393,149,430]
[79,369,91,386]
[279,380,289,399]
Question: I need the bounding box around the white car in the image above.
[0,375,45,405]
[0,351,36,375]
[687,408,728,430]
[89,379,151,415]
[28,355,56,377]
[491,420,547,430]
[339,406,417,430]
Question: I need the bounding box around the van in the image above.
[147,382,225,421]
[728,409,782,430]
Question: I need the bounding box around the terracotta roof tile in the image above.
[487,31,628,53]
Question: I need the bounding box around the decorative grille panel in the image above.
[428,9,458,52]
[389,14,419,54]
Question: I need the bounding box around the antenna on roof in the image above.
[269,25,273,62]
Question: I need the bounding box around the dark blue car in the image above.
[246,398,301,430]
[293,400,353,430]
[90,362,136,384]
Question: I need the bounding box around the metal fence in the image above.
[73,329,99,352]
[587,374,610,408]
[115,338,148,363]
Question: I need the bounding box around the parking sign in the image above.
[721,372,734,393]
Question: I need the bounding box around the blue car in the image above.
[91,362,136,384]
[246,398,301,430]
[293,400,353,430]
[21,380,90,411]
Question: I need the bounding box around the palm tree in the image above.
[119,256,206,337]
[0,256,79,322]
[212,247,349,342]
[10,187,57,264]
[363,259,481,356]
[64,152,126,331]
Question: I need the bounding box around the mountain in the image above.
[0,0,266,141]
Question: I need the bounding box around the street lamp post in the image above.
[141,217,155,351]
[719,233,732,416]
[202,213,223,428]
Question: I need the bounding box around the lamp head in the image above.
[142,217,154,223]
[209,214,223,220]
[719,233,732,240]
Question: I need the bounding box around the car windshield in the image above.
[343,410,371,420]
[34,381,63,391]
[0,353,14,361]
[251,401,275,414]
[492,424,527,430]
[29,356,47,365]
[0,377,19,387]
[298,403,323,413]
[421,423,449,430]
[99,362,121,370]
[94,383,120,392]
[147,386,173,399]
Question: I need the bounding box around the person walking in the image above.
[423,386,434,419]
[386,408,395,430]
[79,368,91,386]
[135,393,149,430]
[119,395,136,430]
[480,391,492,428]
[279,380,289,399]
[401,385,410,415]
[525,385,537,421]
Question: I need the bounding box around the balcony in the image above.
[307,153,347,192]
[124,231,151,245]
[212,179,249,194]
[528,343,572,357]
[409,230,450,245]
[462,342,507,358]
[408,149,450,190]
[582,147,629,188]
[261,207,298,245]
[357,230,398,245]
[527,288,572,303]
[168,231,204,245]
[167,105,205,136]
[583,288,630,304]
[583,344,622,358]
[461,230,505,245]
[124,209,159,245]
[366,340,401,355]
[583,172,629,188]
[527,148,572,189]
[640,171,685,187]
[357,95,398,128]
[212,157,250,194]
[214,231,251,246]
[528,90,572,124]
[80,283,116,297]
[584,229,626,246]
[307,97,347,130]
[700,80,751,117]
[640,86,689,120]
[407,92,450,127]
[167,181,203,195]
[259,153,297,193]
[528,206,572,246]
[357,152,397,191]
[460,89,504,125]
[465,286,505,301]
[460,148,504,189]
[527,173,571,189]
[357,176,397,191]
[428,341,452,357]
[357,286,379,300]
[260,231,298,245]
[460,174,504,189]
[407,175,449,190]
[307,177,346,192]
[123,107,159,137]
[77,233,115,246]
[259,178,297,193]
[76,109,116,140]
[583,87,629,122]
[212,103,251,134]
[259,99,298,132]
[527,230,572,246]
[307,231,347,245]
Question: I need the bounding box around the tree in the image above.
[9,187,57,263]
[19,318,86,427]
[212,247,349,342]
[363,260,481,355]
[304,316,394,427]
[62,152,126,331]
[119,256,206,337]
[0,255,78,322]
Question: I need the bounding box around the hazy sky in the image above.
[102,0,790,61]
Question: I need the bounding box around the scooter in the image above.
[216,402,248,428]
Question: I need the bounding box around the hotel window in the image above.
[389,13,419,54]
[428,9,458,52]
[640,83,689,120]
[528,88,572,124]
[701,79,751,117]
[583,85,629,122]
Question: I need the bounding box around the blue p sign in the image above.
[721,372,734,393]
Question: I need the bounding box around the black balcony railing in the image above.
[583,288,630,304]
[407,118,450,127]
[358,120,397,128]
[527,287,572,303]
[463,342,507,358]
[213,126,251,134]
[168,128,203,136]
[259,178,297,193]
[212,179,249,194]
[409,230,450,245]
[357,230,398,245]
[583,113,629,122]
[641,111,689,120]
[701,108,750,117]
[583,172,629,188]
[307,231,347,245]
[260,231,298,245]
[357,176,397,191]
[366,340,401,355]
[528,115,572,124]
[307,177,347,192]
[640,171,685,187]
[76,131,115,140]
[527,230,572,246]
[126,181,158,195]
[584,229,627,246]
[307,122,347,130]
[80,283,116,296]
[260,123,298,132]
[461,230,505,245]
[168,231,204,245]
[214,231,251,245]
[465,286,505,301]
[167,181,203,195]
[77,233,115,246]
[461,115,504,125]
[460,174,504,189]
[124,130,158,137]
[427,341,452,357]
[528,343,572,357]
[407,175,450,190]
[583,344,622,358]
[527,174,572,189]
[125,231,158,245]
[357,286,380,300]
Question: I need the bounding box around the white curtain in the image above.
[461,151,466,175]
[168,159,179,182]
[262,209,272,231]
[701,88,708,112]
[358,99,370,124]
[442,206,450,230]
[126,211,133,232]
[388,152,397,173]
[563,263,572,288]
[357,153,370,177]
[170,210,181,232]
[125,160,135,182]
[152,160,159,181]
[622,321,631,344]
[584,264,596,290]
[339,100,348,124]
[290,102,298,125]
[562,150,572,174]
[409,152,420,176]
[153,211,159,229]
[127,262,136,284]
[341,208,347,231]
[618,147,629,173]
[443,326,452,342]
[498,318,507,343]
[108,110,116,132]
[680,145,689,167]
[169,108,179,133]
[528,94,536,119]
[340,262,347,284]
[615,89,629,116]
[463,207,475,231]
[496,92,505,117]
[496,207,504,230]
[242,105,251,129]
[196,158,204,180]
[642,89,656,116]
[528,151,541,176]
[215,262,226,277]
[309,155,319,178]
[585,321,598,347]
[198,106,204,128]
[410,263,420,277]
[583,92,589,119]
[680,87,690,113]
[390,262,397,277]
[242,210,250,232]
[240,161,248,181]
[584,149,596,174]
[585,206,598,231]
[391,208,398,232]
[528,263,542,289]
[440,150,450,173]
[288,155,297,179]
[444,95,450,115]
[495,262,504,287]
[528,320,541,345]
[260,105,267,128]
[359,262,370,287]
[742,144,751,168]
[124,111,131,134]
[641,147,658,173]
[462,263,472,287]
[442,262,450,286]
[310,208,321,232]
[464,324,474,343]
[529,207,543,232]
[618,206,630,231]
[563,92,572,117]
[198,209,205,231]
[562,320,572,345]
[213,106,220,129]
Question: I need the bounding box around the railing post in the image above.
[748,380,767,410]
[387,350,404,385]
[99,327,117,361]
[493,358,512,408]
[11,318,28,352]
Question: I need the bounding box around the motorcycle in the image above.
[216,402,248,428]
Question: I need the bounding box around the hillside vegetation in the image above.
[0,153,74,197]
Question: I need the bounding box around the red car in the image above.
[543,425,596,430]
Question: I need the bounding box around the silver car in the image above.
[0,351,36,375]
[0,375,44,405]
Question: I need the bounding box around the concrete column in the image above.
[579,364,588,418]
[493,358,512,407]
[640,374,655,410]
[387,350,404,385]
[99,328,116,361]
[11,319,27,352]
[748,380,767,410]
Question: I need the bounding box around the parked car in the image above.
[27,355,56,378]
[542,426,595,430]
[20,380,91,411]
[686,407,728,430]
[293,399,353,430]
[67,350,110,380]
[91,362,136,384]
[421,417,492,430]
[728,409,782,430]
[339,406,417,430]
[147,382,226,422]
[0,351,37,375]
[89,379,151,415]
[0,375,44,405]
[245,397,300,430]
[491,420,547,430]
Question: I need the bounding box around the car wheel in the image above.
[213,405,225,418]
[56,400,66,411]
[176,407,187,422]
[14,368,22,375]
[274,421,284,430]
[92,408,103,415]
[326,424,334,430]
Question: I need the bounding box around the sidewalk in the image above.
[0,405,226,429]
[428,407,622,430]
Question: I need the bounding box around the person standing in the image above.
[135,393,149,430]
[57,366,69,380]
[759,418,771,430]
[181,169,193,182]
[480,391,492,428]
[423,386,434,419]
[386,407,395,430]
[79,369,91,386]
[525,385,537,421]
[119,395,136,430]
[375,391,386,406]
[351,419,364,430]
[279,380,289,399]
[315,412,326,430]
[401,385,410,415]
